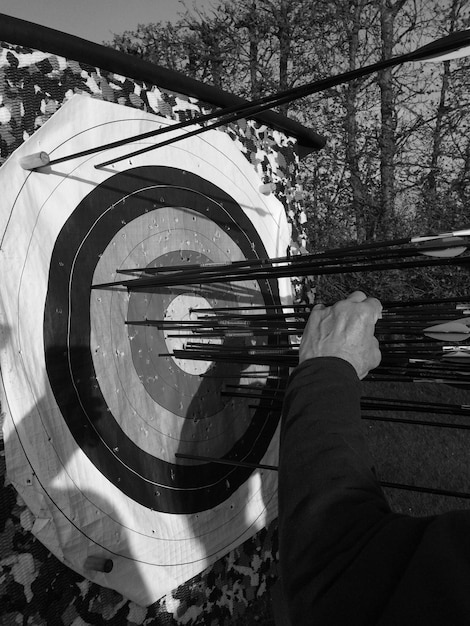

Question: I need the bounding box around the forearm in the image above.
[278,357,391,618]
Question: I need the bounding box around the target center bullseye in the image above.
[163,294,220,375]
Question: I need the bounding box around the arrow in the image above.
[362,396,470,416]
[175,455,470,499]
[94,30,470,168]
[363,414,470,431]
[174,452,278,472]
[93,245,470,290]
[92,229,470,291]
[34,30,470,171]
[117,237,467,278]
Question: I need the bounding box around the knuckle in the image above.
[351,290,367,300]
[373,344,382,367]
[361,299,381,320]
[369,297,383,316]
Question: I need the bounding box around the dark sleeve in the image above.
[277,357,467,625]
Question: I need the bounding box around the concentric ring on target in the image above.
[44,165,287,514]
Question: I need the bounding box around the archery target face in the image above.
[0,96,292,605]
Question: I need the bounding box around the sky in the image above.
[0,0,216,44]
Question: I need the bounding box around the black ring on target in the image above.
[44,166,286,514]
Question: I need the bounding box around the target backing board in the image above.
[0,95,293,605]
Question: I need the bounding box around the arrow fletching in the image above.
[423,320,470,341]
[417,236,467,258]
[442,351,470,362]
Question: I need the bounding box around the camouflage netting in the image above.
[0,40,310,625]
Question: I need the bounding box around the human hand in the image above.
[299,291,382,379]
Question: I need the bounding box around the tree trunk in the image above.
[343,0,372,242]
[422,60,450,222]
[247,1,260,98]
[377,0,406,238]
[277,0,291,114]
[423,0,460,228]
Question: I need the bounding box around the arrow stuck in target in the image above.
[92,232,470,291]
[20,29,470,170]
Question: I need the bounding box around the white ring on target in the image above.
[163,294,219,375]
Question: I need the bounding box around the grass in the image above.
[363,379,470,517]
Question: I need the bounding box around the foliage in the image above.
[107,0,470,302]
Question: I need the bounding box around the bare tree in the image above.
[108,0,470,258]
